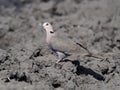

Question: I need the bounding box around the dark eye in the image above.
[46,23,49,26]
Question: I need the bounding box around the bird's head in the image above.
[42,22,54,33]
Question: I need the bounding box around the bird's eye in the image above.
[46,23,49,26]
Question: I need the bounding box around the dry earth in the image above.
[0,0,120,90]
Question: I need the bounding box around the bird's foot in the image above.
[55,59,61,64]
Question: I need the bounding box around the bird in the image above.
[42,22,96,63]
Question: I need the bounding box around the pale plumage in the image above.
[42,22,91,63]
[50,33,89,55]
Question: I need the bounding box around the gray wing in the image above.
[50,33,89,55]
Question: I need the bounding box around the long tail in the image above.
[76,43,103,60]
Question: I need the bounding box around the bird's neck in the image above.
[46,30,55,44]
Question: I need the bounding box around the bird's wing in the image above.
[50,33,89,55]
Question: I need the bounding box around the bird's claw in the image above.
[55,59,61,64]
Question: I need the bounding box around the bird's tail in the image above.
[76,43,103,60]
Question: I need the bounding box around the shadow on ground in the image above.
[64,59,105,81]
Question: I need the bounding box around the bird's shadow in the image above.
[63,59,105,81]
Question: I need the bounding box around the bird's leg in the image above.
[56,52,66,63]
[55,59,61,64]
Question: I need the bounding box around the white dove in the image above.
[42,22,93,63]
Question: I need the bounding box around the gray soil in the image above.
[0,0,120,90]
